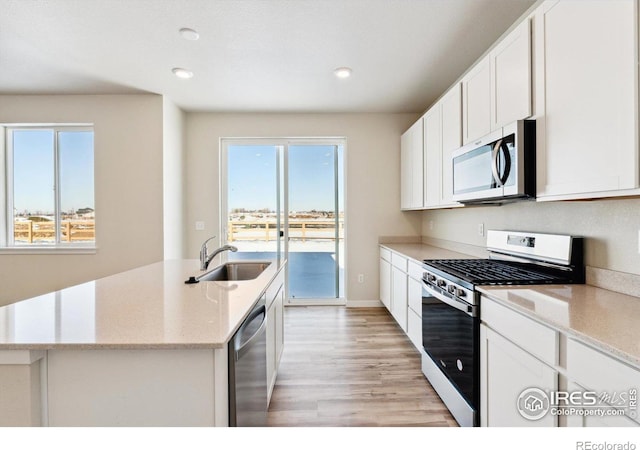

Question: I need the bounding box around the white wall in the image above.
[0,95,165,306]
[162,98,186,260]
[185,112,421,305]
[422,198,640,275]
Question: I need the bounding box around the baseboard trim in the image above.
[346,300,384,308]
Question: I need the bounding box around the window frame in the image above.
[1,124,96,253]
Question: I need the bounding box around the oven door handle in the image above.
[423,283,477,317]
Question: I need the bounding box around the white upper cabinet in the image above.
[534,0,637,200]
[423,105,441,208]
[462,57,492,145]
[490,19,532,130]
[440,84,463,207]
[463,19,532,145]
[423,85,463,209]
[400,119,424,210]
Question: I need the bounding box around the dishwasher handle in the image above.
[234,303,267,361]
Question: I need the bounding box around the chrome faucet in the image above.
[200,236,238,270]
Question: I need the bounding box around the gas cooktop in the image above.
[422,258,578,285]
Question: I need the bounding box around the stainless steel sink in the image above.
[196,262,271,282]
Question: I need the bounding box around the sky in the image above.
[228,144,344,213]
[12,129,94,215]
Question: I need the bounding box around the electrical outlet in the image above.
[195,221,205,231]
[478,223,485,237]
[357,274,364,283]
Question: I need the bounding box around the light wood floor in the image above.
[266,306,458,427]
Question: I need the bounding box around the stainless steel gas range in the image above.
[420,230,585,427]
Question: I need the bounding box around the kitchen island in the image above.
[0,258,286,426]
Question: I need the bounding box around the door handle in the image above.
[234,304,267,361]
[498,141,511,185]
[491,139,512,187]
[491,139,504,187]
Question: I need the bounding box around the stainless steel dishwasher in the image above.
[228,294,268,426]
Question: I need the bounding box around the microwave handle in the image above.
[491,140,511,186]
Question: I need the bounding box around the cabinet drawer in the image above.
[407,277,423,316]
[482,298,558,366]
[567,339,640,407]
[380,247,391,262]
[391,253,408,271]
[407,260,424,280]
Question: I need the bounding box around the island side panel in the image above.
[0,350,45,426]
[47,349,220,426]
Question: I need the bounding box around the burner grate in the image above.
[423,259,573,285]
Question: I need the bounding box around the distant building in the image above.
[76,207,95,219]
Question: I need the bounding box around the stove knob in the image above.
[447,285,456,294]
[456,288,466,298]
[437,279,447,288]
[427,274,436,283]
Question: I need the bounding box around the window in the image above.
[2,126,95,250]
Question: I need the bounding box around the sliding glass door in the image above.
[222,139,345,303]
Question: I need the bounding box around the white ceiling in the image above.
[0,0,535,113]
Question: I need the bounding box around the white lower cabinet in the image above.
[266,274,285,404]
[565,382,639,428]
[406,276,423,351]
[391,266,408,332]
[480,324,558,427]
[379,247,422,348]
[481,295,640,428]
[380,257,391,312]
[565,339,640,427]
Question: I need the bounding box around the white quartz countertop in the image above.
[380,242,478,263]
[0,259,285,350]
[478,285,640,369]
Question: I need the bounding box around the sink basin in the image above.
[197,262,271,282]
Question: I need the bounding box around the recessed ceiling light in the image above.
[334,67,352,79]
[172,67,194,79]
[179,28,200,41]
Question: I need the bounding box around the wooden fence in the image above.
[14,220,95,243]
[228,220,343,242]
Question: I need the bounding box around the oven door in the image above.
[422,283,479,412]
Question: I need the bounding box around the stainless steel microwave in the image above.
[452,120,535,204]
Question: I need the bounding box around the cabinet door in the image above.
[267,283,284,403]
[400,129,412,209]
[423,105,441,208]
[407,307,422,352]
[410,119,425,208]
[391,266,408,332]
[275,287,284,366]
[380,257,391,312]
[440,84,462,206]
[480,325,558,427]
[490,18,531,129]
[535,0,637,199]
[400,119,424,209]
[462,57,491,144]
[407,277,423,351]
[565,382,639,428]
[266,300,277,401]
